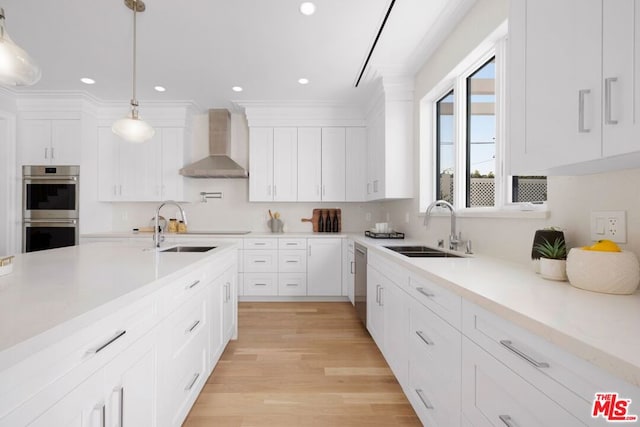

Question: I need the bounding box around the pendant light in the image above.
[112,0,155,143]
[0,8,41,86]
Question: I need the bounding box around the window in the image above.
[420,31,546,213]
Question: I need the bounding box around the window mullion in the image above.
[454,76,467,209]
[494,39,507,207]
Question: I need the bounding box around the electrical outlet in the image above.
[590,211,627,243]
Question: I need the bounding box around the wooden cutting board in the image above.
[301,208,341,232]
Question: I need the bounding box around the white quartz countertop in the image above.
[353,236,640,387]
[0,241,238,370]
[81,231,350,238]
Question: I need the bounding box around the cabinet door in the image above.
[119,135,162,201]
[208,279,224,366]
[509,0,602,173]
[342,240,355,302]
[222,267,237,343]
[345,127,367,202]
[29,369,105,427]
[104,330,158,427]
[19,119,50,165]
[161,128,184,200]
[321,127,346,201]
[297,127,322,201]
[51,120,81,165]
[307,238,342,296]
[249,128,274,201]
[366,265,384,348]
[273,128,298,201]
[366,108,384,200]
[602,0,640,157]
[97,127,121,201]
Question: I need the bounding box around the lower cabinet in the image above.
[0,252,238,427]
[307,238,342,296]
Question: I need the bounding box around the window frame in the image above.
[418,22,547,215]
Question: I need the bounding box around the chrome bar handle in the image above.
[605,77,618,125]
[185,280,200,290]
[44,147,48,159]
[416,287,435,298]
[379,287,384,306]
[94,403,106,427]
[415,389,434,409]
[185,373,200,391]
[350,261,355,274]
[415,330,434,346]
[499,415,517,427]
[51,147,55,159]
[500,340,550,368]
[578,89,591,133]
[185,320,201,334]
[376,284,381,303]
[86,330,126,354]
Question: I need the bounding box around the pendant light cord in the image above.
[131,0,138,108]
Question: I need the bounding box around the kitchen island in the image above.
[0,241,238,426]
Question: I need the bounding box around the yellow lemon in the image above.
[589,239,621,252]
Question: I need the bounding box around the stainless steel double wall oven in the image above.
[22,165,79,252]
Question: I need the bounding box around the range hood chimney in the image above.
[179,109,249,178]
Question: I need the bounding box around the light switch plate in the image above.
[590,211,626,243]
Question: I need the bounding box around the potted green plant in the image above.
[534,237,568,281]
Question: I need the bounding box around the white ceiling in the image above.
[3,0,473,110]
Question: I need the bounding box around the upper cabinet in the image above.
[18,118,81,165]
[509,0,640,175]
[98,127,185,202]
[365,78,414,201]
[249,127,298,202]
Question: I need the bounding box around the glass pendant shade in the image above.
[112,107,155,143]
[0,9,41,86]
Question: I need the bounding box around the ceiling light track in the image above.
[354,0,396,88]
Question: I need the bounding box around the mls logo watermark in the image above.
[592,393,638,422]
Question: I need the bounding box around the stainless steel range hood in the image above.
[179,109,249,178]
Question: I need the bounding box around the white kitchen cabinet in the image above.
[320,128,346,201]
[98,127,184,202]
[209,265,238,367]
[297,127,322,201]
[297,127,348,202]
[345,127,367,202]
[249,127,298,201]
[307,238,342,296]
[461,337,583,427]
[365,92,413,200]
[221,266,237,343]
[366,264,385,348]
[342,239,355,304]
[509,0,640,174]
[18,119,81,165]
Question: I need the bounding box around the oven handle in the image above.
[24,219,78,225]
[23,175,78,181]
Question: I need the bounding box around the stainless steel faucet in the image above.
[425,200,461,251]
[154,201,188,248]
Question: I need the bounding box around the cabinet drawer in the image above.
[278,273,307,296]
[278,250,307,272]
[278,238,306,249]
[409,273,461,330]
[161,265,208,315]
[462,337,584,427]
[164,324,208,427]
[408,300,461,427]
[244,238,277,250]
[0,294,158,422]
[243,250,277,272]
[165,291,207,360]
[243,273,277,296]
[462,300,639,425]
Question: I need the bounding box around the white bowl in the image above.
[566,248,640,295]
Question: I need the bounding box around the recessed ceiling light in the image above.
[232,86,243,92]
[299,2,316,15]
[154,86,166,92]
[298,78,310,85]
[80,77,95,85]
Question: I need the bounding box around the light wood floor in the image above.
[183,302,421,426]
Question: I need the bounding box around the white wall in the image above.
[0,91,17,256]
[381,0,640,266]
[105,112,382,233]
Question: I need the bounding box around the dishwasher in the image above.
[354,243,367,327]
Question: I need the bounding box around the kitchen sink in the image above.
[160,246,217,253]
[383,245,462,258]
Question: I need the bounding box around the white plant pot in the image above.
[539,258,567,281]
[566,248,640,294]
